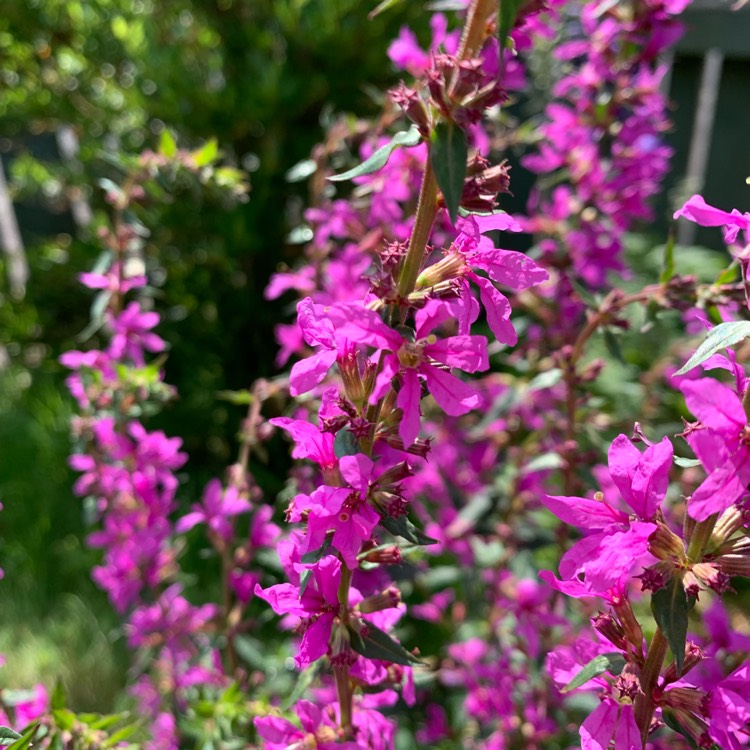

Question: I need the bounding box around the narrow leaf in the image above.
[0,728,22,746]
[430,121,467,224]
[285,159,317,183]
[651,575,690,676]
[334,428,360,458]
[661,710,700,750]
[5,723,38,750]
[714,264,738,285]
[569,277,598,308]
[369,0,403,19]
[674,456,701,468]
[282,665,318,710]
[299,568,313,597]
[191,138,219,167]
[603,328,625,364]
[51,678,66,711]
[350,622,420,666]
[380,514,438,545]
[498,0,523,52]
[159,129,177,158]
[676,320,750,375]
[561,652,626,693]
[301,536,333,564]
[328,126,421,182]
[659,233,676,284]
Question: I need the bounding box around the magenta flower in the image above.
[680,378,750,520]
[422,212,549,345]
[299,453,393,568]
[254,700,360,750]
[270,415,337,472]
[542,434,673,594]
[580,698,641,750]
[175,479,251,541]
[289,297,343,396]
[335,306,489,445]
[674,194,750,245]
[705,661,750,750]
[107,301,166,366]
[255,556,342,668]
[78,262,147,294]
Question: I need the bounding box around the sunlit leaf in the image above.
[328,126,421,182]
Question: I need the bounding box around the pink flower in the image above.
[681,378,750,520]
[254,700,360,750]
[255,556,342,668]
[107,301,166,366]
[175,479,251,541]
[541,434,672,594]
[289,297,343,396]
[334,306,489,445]
[580,699,642,750]
[705,661,750,750]
[674,194,750,245]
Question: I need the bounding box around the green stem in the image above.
[635,627,669,742]
[396,0,496,300]
[397,159,438,298]
[686,512,719,562]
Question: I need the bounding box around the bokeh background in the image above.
[0,0,748,714]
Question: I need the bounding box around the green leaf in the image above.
[334,427,360,458]
[216,389,254,405]
[676,320,750,375]
[569,277,598,308]
[282,665,318,710]
[561,652,626,693]
[368,0,403,19]
[498,0,523,52]
[102,721,142,747]
[426,0,466,8]
[285,159,317,183]
[651,575,690,676]
[714,264,738,285]
[301,536,332,564]
[77,289,112,341]
[350,622,420,666]
[527,368,563,392]
[159,129,177,158]
[0,728,22,746]
[52,709,76,732]
[191,138,219,167]
[522,452,564,474]
[379,514,437,545]
[659,233,675,284]
[6,723,39,750]
[661,710,700,749]
[51,678,66,711]
[674,455,701,468]
[430,121,467,224]
[328,126,421,182]
[603,328,625,364]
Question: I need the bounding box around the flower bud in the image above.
[648,522,686,562]
[416,250,469,289]
[692,562,733,593]
[389,83,430,136]
[592,612,627,651]
[337,347,365,407]
[358,585,402,614]
[610,592,644,653]
[359,544,402,565]
[662,642,704,684]
[716,552,750,578]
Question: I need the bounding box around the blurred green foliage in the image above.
[0,0,426,707]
